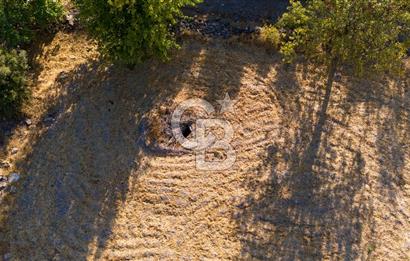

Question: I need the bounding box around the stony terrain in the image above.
[179,0,289,39]
[185,0,289,22]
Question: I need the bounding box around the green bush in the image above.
[0,0,63,47]
[259,25,281,50]
[75,0,201,65]
[0,48,28,119]
[0,0,62,118]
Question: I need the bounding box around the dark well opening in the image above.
[181,122,193,138]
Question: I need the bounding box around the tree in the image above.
[278,0,409,94]
[276,0,409,170]
[75,0,201,66]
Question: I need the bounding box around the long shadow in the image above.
[346,75,409,203]
[236,63,376,260]
[6,41,203,259]
[4,27,408,260]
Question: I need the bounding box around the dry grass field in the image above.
[0,27,409,260]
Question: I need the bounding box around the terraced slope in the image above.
[3,31,410,260]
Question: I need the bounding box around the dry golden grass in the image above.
[1,29,409,261]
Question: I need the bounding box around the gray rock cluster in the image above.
[179,18,257,39]
[0,172,20,194]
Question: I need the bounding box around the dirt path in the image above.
[1,29,410,260]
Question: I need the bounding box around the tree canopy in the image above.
[277,0,410,77]
[75,0,201,65]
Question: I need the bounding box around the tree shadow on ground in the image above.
[6,41,204,259]
[345,75,410,204]
[168,42,374,260]
[233,63,408,260]
[3,33,409,260]
[4,33,263,259]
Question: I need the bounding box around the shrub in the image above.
[75,0,201,65]
[258,25,281,50]
[0,0,62,118]
[0,0,63,47]
[0,48,28,119]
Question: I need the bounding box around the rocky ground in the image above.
[179,0,289,39]
[185,0,289,22]
[1,1,410,260]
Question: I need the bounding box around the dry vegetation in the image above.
[0,26,409,260]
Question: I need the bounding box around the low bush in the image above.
[0,0,62,118]
[258,25,281,50]
[0,48,28,119]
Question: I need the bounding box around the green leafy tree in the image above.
[278,0,409,94]
[75,0,201,66]
[277,0,409,170]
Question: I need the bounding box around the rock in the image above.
[65,10,79,27]
[0,175,7,191]
[4,253,11,261]
[8,186,17,193]
[11,147,18,155]
[237,201,249,209]
[57,72,69,82]
[9,173,20,183]
[25,119,32,126]
[44,116,55,124]
[0,161,11,169]
[334,73,342,82]
[66,14,75,26]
